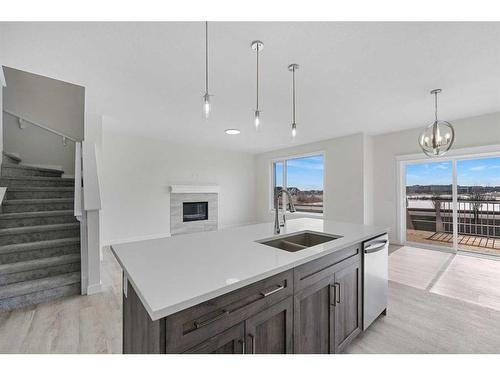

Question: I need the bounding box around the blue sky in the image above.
[275,155,324,191]
[406,157,500,186]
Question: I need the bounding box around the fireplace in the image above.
[170,185,218,236]
[183,202,208,222]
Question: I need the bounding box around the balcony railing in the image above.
[406,198,500,252]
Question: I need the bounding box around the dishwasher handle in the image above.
[364,240,388,254]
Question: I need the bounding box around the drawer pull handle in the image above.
[194,310,228,329]
[260,284,284,297]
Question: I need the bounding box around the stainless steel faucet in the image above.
[274,188,296,234]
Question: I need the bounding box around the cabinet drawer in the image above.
[165,270,293,353]
[294,243,361,291]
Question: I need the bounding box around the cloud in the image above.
[470,167,485,171]
[434,164,449,170]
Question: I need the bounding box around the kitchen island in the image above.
[111,218,387,354]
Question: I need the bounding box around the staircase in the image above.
[0,152,81,312]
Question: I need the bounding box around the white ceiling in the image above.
[1,22,499,153]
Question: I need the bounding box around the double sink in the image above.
[257,230,342,252]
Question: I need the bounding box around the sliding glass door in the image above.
[402,153,500,257]
[456,156,500,255]
[405,161,453,249]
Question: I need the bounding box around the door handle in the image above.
[330,283,337,306]
[334,282,341,304]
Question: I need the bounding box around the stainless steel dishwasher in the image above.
[363,233,388,329]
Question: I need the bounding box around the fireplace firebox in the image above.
[183,202,209,222]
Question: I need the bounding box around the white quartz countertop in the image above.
[111,218,387,320]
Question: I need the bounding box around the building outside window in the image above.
[272,153,324,214]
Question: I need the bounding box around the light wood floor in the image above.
[0,247,122,353]
[1,246,500,353]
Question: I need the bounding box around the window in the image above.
[272,154,324,214]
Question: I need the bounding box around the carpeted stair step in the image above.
[0,237,80,264]
[2,152,21,165]
[0,210,77,229]
[1,163,64,178]
[2,198,74,213]
[5,186,74,200]
[0,176,74,187]
[0,222,80,246]
[0,253,80,286]
[0,272,80,312]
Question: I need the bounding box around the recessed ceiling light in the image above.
[225,129,241,135]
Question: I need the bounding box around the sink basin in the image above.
[257,231,342,252]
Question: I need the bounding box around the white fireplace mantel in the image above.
[169,185,220,194]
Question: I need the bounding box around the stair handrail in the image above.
[3,109,78,144]
[74,142,83,220]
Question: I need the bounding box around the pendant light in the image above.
[288,64,299,138]
[251,40,264,129]
[418,89,455,157]
[203,21,211,119]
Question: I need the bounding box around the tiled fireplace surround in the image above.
[170,185,219,236]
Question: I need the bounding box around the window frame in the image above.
[269,151,326,218]
[396,144,500,254]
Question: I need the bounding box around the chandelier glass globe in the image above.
[418,89,455,157]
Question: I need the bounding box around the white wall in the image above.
[254,133,367,225]
[3,113,76,174]
[372,111,500,243]
[100,128,257,245]
[2,67,84,174]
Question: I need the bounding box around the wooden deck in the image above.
[407,229,500,255]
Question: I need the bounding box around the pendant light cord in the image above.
[292,66,296,124]
[256,44,259,111]
[205,21,209,94]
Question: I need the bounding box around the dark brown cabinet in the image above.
[294,275,334,353]
[245,297,293,354]
[122,241,371,354]
[293,256,362,354]
[333,260,362,353]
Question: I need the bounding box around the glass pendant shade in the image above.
[203,93,211,119]
[254,110,261,129]
[419,89,455,157]
[419,120,455,157]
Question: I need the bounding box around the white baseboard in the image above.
[87,282,102,295]
[103,232,171,247]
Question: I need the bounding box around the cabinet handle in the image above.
[330,283,337,306]
[335,282,341,304]
[249,334,256,354]
[260,284,284,297]
[193,310,228,329]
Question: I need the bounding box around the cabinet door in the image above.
[333,260,362,353]
[244,297,293,354]
[184,323,245,354]
[293,275,335,354]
